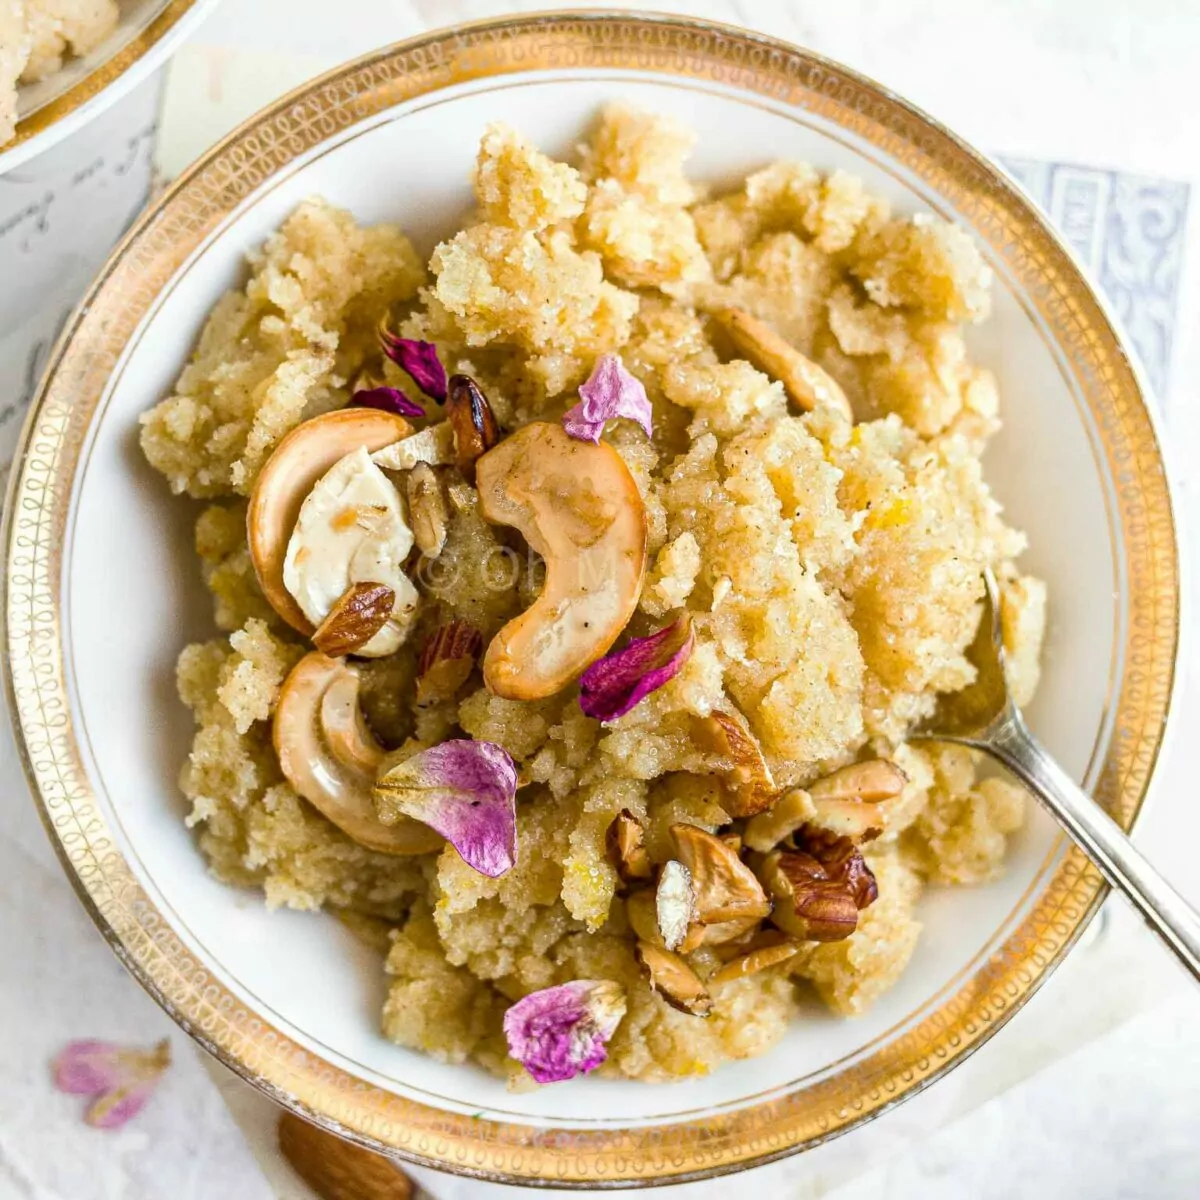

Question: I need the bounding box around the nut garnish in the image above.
[446,373,501,480]
[754,831,878,943]
[756,850,860,942]
[405,462,450,557]
[247,408,413,635]
[655,860,696,951]
[371,422,456,472]
[693,709,776,817]
[801,827,880,909]
[625,888,664,947]
[710,933,803,986]
[714,307,853,420]
[743,788,818,853]
[415,618,483,704]
[606,809,652,883]
[475,421,648,701]
[670,823,771,930]
[274,653,443,855]
[635,941,712,1017]
[807,758,907,841]
[311,582,396,657]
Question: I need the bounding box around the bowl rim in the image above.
[0,0,218,175]
[2,8,1180,1187]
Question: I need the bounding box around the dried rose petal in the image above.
[373,740,517,877]
[378,324,448,402]
[503,980,626,1084]
[350,385,426,419]
[53,1039,171,1129]
[562,353,652,443]
[579,613,694,722]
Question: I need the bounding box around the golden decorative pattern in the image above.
[2,12,1179,1187]
[6,1,204,151]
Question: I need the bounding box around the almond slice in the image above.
[311,582,396,657]
[405,462,449,558]
[606,809,652,883]
[636,941,712,1016]
[807,758,907,842]
[655,860,695,951]
[743,788,818,853]
[670,823,771,929]
[710,937,803,986]
[693,709,776,817]
[714,307,853,420]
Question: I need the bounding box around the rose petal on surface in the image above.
[579,613,694,722]
[378,325,448,402]
[53,1039,171,1129]
[373,740,517,877]
[503,981,627,1084]
[562,353,652,443]
[350,386,426,419]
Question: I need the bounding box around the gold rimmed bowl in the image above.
[2,11,1179,1188]
[1,0,219,174]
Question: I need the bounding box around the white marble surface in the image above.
[1,2,1198,1198]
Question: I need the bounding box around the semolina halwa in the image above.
[140,105,1045,1086]
[0,0,119,144]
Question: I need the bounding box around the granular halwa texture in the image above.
[146,103,1045,1084]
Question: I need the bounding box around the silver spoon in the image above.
[913,569,1200,979]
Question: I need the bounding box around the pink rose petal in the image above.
[562,354,652,443]
[350,385,426,418]
[579,613,694,722]
[53,1039,171,1129]
[374,740,517,877]
[378,327,448,403]
[503,980,626,1084]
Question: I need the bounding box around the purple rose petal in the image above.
[562,353,653,443]
[350,386,426,419]
[579,613,694,722]
[503,981,627,1084]
[373,740,517,877]
[378,325,448,403]
[53,1039,171,1129]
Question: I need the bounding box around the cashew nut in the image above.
[248,408,413,634]
[274,652,443,855]
[475,421,647,700]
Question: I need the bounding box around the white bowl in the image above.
[1,0,220,175]
[3,13,1180,1187]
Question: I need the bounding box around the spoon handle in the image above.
[984,712,1200,982]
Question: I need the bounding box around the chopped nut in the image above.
[692,709,776,817]
[311,582,396,657]
[720,832,743,854]
[809,759,908,802]
[606,809,652,883]
[371,422,457,472]
[710,936,803,986]
[446,374,501,481]
[743,788,818,853]
[625,888,664,947]
[415,619,483,704]
[754,846,871,943]
[405,462,450,557]
[636,941,712,1017]
[476,422,648,701]
[806,759,906,841]
[714,307,853,420]
[656,860,696,951]
[800,827,879,909]
[670,824,771,931]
